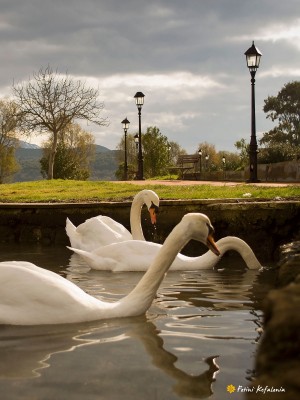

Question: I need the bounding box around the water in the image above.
[0,243,276,400]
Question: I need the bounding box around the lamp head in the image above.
[245,41,262,73]
[121,117,130,131]
[134,92,145,108]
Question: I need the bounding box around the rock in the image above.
[246,240,300,399]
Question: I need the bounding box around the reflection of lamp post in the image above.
[222,156,226,179]
[121,117,130,180]
[245,41,262,183]
[134,91,145,180]
[198,148,202,177]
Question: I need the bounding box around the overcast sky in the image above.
[1,0,300,152]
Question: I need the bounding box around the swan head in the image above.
[182,213,220,256]
[138,190,159,224]
[149,201,159,224]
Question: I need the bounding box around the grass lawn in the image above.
[0,180,299,202]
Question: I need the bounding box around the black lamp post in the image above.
[121,117,130,180]
[134,91,145,180]
[244,41,262,183]
[198,148,202,177]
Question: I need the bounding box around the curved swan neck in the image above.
[130,192,146,240]
[169,236,262,270]
[118,221,190,315]
[216,236,261,269]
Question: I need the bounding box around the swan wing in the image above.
[67,216,133,251]
[65,218,77,242]
[97,216,132,239]
[68,241,162,272]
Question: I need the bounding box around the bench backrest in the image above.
[177,154,200,166]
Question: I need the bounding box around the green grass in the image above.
[0,180,299,202]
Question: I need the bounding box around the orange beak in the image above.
[148,204,158,225]
[207,234,220,256]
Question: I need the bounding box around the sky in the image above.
[1,0,300,153]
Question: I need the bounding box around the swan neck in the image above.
[172,237,261,270]
[216,237,262,269]
[119,223,190,315]
[130,194,145,240]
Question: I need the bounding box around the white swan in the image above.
[68,236,261,272]
[66,189,159,251]
[0,213,220,326]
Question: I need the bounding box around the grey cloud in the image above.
[0,0,299,152]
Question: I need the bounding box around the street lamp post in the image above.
[244,41,262,183]
[121,117,130,180]
[198,148,202,178]
[134,91,145,180]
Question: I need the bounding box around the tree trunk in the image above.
[47,132,58,179]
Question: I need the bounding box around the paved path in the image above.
[115,179,299,187]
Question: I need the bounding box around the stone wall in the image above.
[185,160,300,182]
[258,160,300,183]
[0,199,299,262]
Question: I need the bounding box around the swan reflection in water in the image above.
[0,317,219,399]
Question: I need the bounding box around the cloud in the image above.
[258,19,300,46]
[261,67,300,79]
[1,0,299,153]
[233,18,300,55]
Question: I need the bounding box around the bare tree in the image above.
[13,66,108,179]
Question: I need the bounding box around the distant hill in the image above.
[18,140,40,149]
[14,148,43,181]
[95,144,112,153]
[13,143,120,182]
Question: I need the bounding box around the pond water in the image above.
[0,243,276,400]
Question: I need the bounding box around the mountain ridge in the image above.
[18,140,112,153]
[14,142,119,181]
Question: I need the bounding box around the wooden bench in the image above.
[168,154,200,179]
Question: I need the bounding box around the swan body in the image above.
[0,213,219,326]
[68,236,261,272]
[66,189,159,251]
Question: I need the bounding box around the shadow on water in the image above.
[0,243,276,400]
